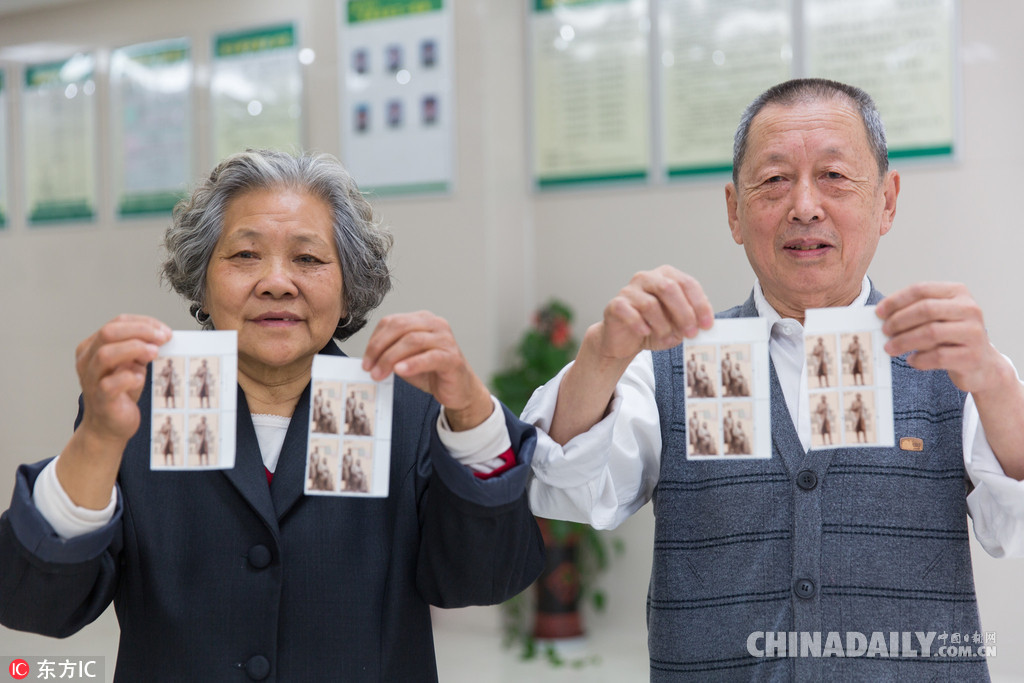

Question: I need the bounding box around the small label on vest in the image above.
[899,437,924,451]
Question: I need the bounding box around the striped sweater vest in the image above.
[648,290,989,682]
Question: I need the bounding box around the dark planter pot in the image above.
[533,518,584,639]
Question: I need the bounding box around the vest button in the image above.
[248,544,272,569]
[794,578,816,599]
[796,470,818,490]
[245,655,270,680]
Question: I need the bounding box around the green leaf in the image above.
[544,644,565,667]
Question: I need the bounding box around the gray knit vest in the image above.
[649,290,989,682]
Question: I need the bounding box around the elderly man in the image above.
[524,79,1024,681]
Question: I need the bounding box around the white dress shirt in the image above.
[524,278,1024,557]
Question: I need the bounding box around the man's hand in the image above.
[878,282,1024,480]
[549,266,713,445]
[877,282,1012,394]
[593,265,715,363]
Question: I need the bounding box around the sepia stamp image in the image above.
[189,356,219,410]
[721,401,754,456]
[683,318,772,459]
[154,357,185,410]
[344,383,377,436]
[306,438,340,494]
[844,391,877,445]
[151,330,237,470]
[720,344,752,398]
[810,392,840,448]
[687,404,720,457]
[307,354,394,497]
[312,380,344,435]
[341,441,374,493]
[685,345,718,399]
[841,331,874,387]
[187,414,218,467]
[804,307,894,449]
[807,334,839,389]
[152,413,185,468]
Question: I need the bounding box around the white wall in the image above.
[1,1,1022,680]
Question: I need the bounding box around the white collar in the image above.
[752,275,872,334]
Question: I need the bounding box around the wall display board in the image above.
[660,0,792,177]
[111,38,192,218]
[530,0,958,189]
[211,23,303,161]
[530,0,650,188]
[23,55,97,225]
[805,0,956,159]
[0,70,7,229]
[340,0,455,196]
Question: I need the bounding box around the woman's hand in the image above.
[57,315,172,508]
[75,315,173,443]
[362,311,492,431]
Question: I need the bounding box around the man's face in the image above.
[725,99,899,319]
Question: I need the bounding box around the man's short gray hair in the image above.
[162,149,393,340]
[732,78,889,185]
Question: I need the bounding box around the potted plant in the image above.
[492,301,624,666]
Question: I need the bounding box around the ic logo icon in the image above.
[8,659,30,680]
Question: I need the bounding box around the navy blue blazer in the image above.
[0,341,544,681]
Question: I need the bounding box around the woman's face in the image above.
[204,188,344,378]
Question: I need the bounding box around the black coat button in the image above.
[245,655,270,680]
[794,578,816,599]
[796,470,818,490]
[248,545,271,569]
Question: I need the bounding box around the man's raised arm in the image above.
[549,265,714,444]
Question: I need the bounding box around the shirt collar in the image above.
[753,276,872,333]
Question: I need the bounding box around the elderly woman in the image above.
[0,150,543,681]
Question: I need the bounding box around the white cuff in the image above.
[525,362,621,488]
[436,395,512,471]
[964,389,1024,558]
[523,352,661,530]
[32,457,118,540]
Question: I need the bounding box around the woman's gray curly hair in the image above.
[161,149,393,340]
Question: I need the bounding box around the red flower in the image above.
[550,319,571,348]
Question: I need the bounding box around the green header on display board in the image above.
[533,0,619,12]
[122,42,189,68]
[348,0,442,23]
[537,170,647,188]
[118,191,186,218]
[25,59,92,88]
[215,24,295,58]
[29,199,94,224]
[889,145,953,160]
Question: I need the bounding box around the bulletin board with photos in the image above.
[339,0,455,196]
[529,0,958,189]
